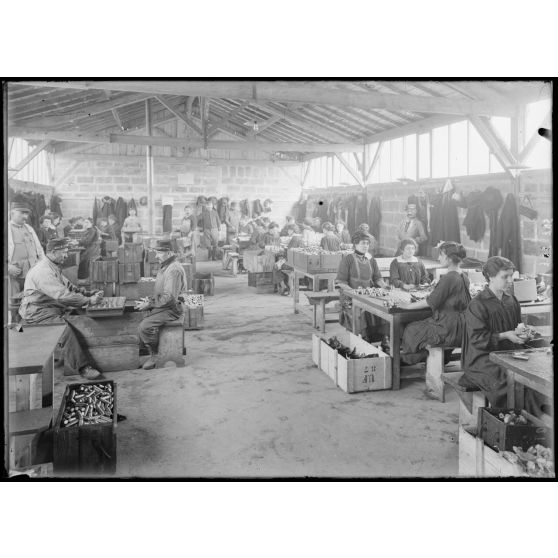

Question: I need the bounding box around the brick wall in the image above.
[53,156,302,234]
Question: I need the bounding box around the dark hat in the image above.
[11,202,31,213]
[46,238,69,251]
[154,239,172,251]
[351,231,371,245]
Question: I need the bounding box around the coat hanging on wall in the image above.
[495,193,522,272]
[462,190,486,242]
[481,186,504,258]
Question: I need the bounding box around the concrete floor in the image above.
[53,261,462,478]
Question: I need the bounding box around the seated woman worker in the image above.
[400,241,470,365]
[320,221,341,251]
[460,256,549,416]
[389,238,430,291]
[335,231,388,341]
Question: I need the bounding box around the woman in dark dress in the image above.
[336,231,388,341]
[400,242,470,364]
[320,222,341,251]
[335,220,351,244]
[460,257,548,415]
[389,238,430,290]
[77,217,101,279]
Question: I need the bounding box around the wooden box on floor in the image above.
[248,271,273,287]
[119,263,141,283]
[458,425,526,477]
[336,333,392,393]
[478,408,551,452]
[184,306,204,329]
[320,340,338,383]
[90,257,118,283]
[117,243,143,263]
[87,342,140,372]
[53,380,117,475]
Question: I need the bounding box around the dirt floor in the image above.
[53,261,463,478]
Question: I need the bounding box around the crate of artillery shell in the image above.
[54,380,117,475]
[117,243,143,263]
[294,251,343,274]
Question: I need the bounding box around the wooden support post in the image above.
[9,140,51,177]
[145,99,154,234]
[365,141,382,183]
[335,153,364,186]
[301,160,312,188]
[361,146,367,185]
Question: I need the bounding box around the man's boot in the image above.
[142,347,158,370]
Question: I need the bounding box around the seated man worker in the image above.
[135,240,188,370]
[18,238,105,380]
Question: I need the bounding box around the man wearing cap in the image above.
[198,198,222,261]
[396,203,427,256]
[8,203,44,297]
[18,238,105,379]
[135,240,188,370]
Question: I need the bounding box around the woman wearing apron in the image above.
[336,231,388,341]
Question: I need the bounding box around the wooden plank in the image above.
[15,376,30,411]
[154,95,203,135]
[365,141,382,182]
[207,100,251,138]
[335,153,364,186]
[18,81,515,116]
[9,408,52,436]
[518,110,551,163]
[8,365,44,376]
[9,140,51,176]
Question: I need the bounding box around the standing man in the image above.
[198,198,221,261]
[8,203,44,297]
[226,201,241,245]
[135,240,188,370]
[396,203,428,256]
[18,238,104,379]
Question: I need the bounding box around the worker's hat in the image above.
[10,202,32,213]
[154,239,172,251]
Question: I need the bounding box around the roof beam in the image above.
[18,81,515,116]
[365,142,383,183]
[518,110,551,163]
[207,100,250,139]
[56,152,301,167]
[12,92,152,129]
[469,115,518,175]
[335,153,364,186]
[362,115,464,144]
[8,140,51,177]
[10,126,362,153]
[154,95,202,136]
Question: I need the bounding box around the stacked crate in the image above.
[117,243,143,284]
[90,257,119,296]
[143,249,160,278]
[181,293,204,330]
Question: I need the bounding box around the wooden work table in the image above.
[293,267,338,316]
[489,347,554,411]
[347,291,432,390]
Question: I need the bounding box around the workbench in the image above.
[347,291,433,390]
[489,347,553,410]
[303,291,340,334]
[520,299,552,317]
[293,268,338,318]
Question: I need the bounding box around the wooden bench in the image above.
[8,323,66,474]
[425,345,462,402]
[157,317,187,367]
[303,291,341,334]
[442,371,487,427]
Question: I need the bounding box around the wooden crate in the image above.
[312,334,322,368]
[184,306,204,329]
[256,283,275,294]
[320,341,338,383]
[117,243,143,263]
[243,249,275,273]
[478,408,551,452]
[336,333,392,393]
[118,263,141,283]
[193,273,214,296]
[90,257,119,283]
[53,380,117,475]
[248,271,273,287]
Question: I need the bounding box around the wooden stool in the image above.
[157,318,186,367]
[303,292,340,334]
[425,346,462,402]
[443,372,487,427]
